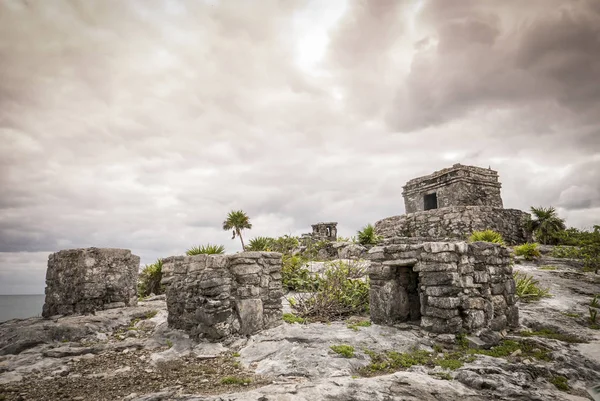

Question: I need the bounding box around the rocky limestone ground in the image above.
[1,259,600,401]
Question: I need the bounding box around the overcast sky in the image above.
[1,0,599,294]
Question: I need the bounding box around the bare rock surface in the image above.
[1,261,599,401]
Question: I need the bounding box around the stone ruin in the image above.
[160,252,283,340]
[302,222,338,242]
[403,164,503,213]
[376,164,531,245]
[367,240,518,333]
[42,248,139,318]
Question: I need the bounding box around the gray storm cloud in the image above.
[1,0,599,294]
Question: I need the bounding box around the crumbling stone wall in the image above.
[162,252,283,340]
[403,164,503,213]
[367,240,518,334]
[42,248,139,318]
[375,206,530,245]
[310,222,338,241]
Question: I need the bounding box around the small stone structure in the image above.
[308,222,338,241]
[42,248,139,318]
[403,164,503,213]
[161,252,283,340]
[367,240,517,333]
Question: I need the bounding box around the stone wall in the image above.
[403,164,503,213]
[42,248,139,318]
[375,206,531,245]
[161,252,283,340]
[367,241,518,334]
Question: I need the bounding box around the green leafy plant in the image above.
[357,224,382,246]
[347,319,371,331]
[514,243,542,261]
[527,206,566,245]
[246,236,274,251]
[550,376,569,392]
[289,260,369,320]
[591,295,600,308]
[590,308,598,325]
[220,376,252,385]
[186,244,225,255]
[330,344,355,358]
[166,339,173,348]
[282,313,306,324]
[513,271,551,301]
[137,259,164,298]
[468,230,505,245]
[281,255,320,292]
[222,210,252,250]
[270,235,300,254]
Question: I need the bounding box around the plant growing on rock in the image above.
[468,230,505,245]
[281,255,320,292]
[357,224,382,246]
[222,210,252,250]
[513,271,550,301]
[289,260,369,320]
[527,206,566,245]
[514,243,541,260]
[330,344,355,358]
[186,244,225,255]
[137,259,164,298]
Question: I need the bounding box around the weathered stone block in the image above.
[427,297,461,309]
[42,248,139,318]
[236,299,264,335]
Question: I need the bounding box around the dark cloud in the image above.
[1,0,599,294]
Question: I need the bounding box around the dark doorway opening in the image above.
[389,266,421,323]
[424,192,438,211]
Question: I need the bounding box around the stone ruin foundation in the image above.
[367,240,518,333]
[42,248,139,318]
[161,251,283,340]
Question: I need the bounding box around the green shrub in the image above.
[137,259,164,298]
[186,244,225,255]
[246,236,274,251]
[527,206,566,245]
[289,260,369,320]
[281,255,320,291]
[550,376,569,391]
[270,235,300,254]
[282,313,306,324]
[220,376,252,385]
[357,224,382,246]
[514,243,541,260]
[469,230,505,245]
[550,245,583,259]
[554,226,600,273]
[330,344,355,358]
[514,271,551,301]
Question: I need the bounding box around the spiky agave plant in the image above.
[357,224,382,246]
[186,244,225,255]
[246,236,274,251]
[468,230,505,245]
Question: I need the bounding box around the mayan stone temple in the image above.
[367,164,527,334]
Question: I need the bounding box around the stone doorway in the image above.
[372,265,421,324]
[396,266,421,322]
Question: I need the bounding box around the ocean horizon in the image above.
[0,294,45,322]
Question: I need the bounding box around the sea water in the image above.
[0,294,45,322]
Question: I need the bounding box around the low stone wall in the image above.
[162,252,283,340]
[375,206,531,245]
[367,241,518,334]
[42,248,139,318]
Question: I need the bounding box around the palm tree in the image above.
[222,210,252,250]
[528,206,566,245]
